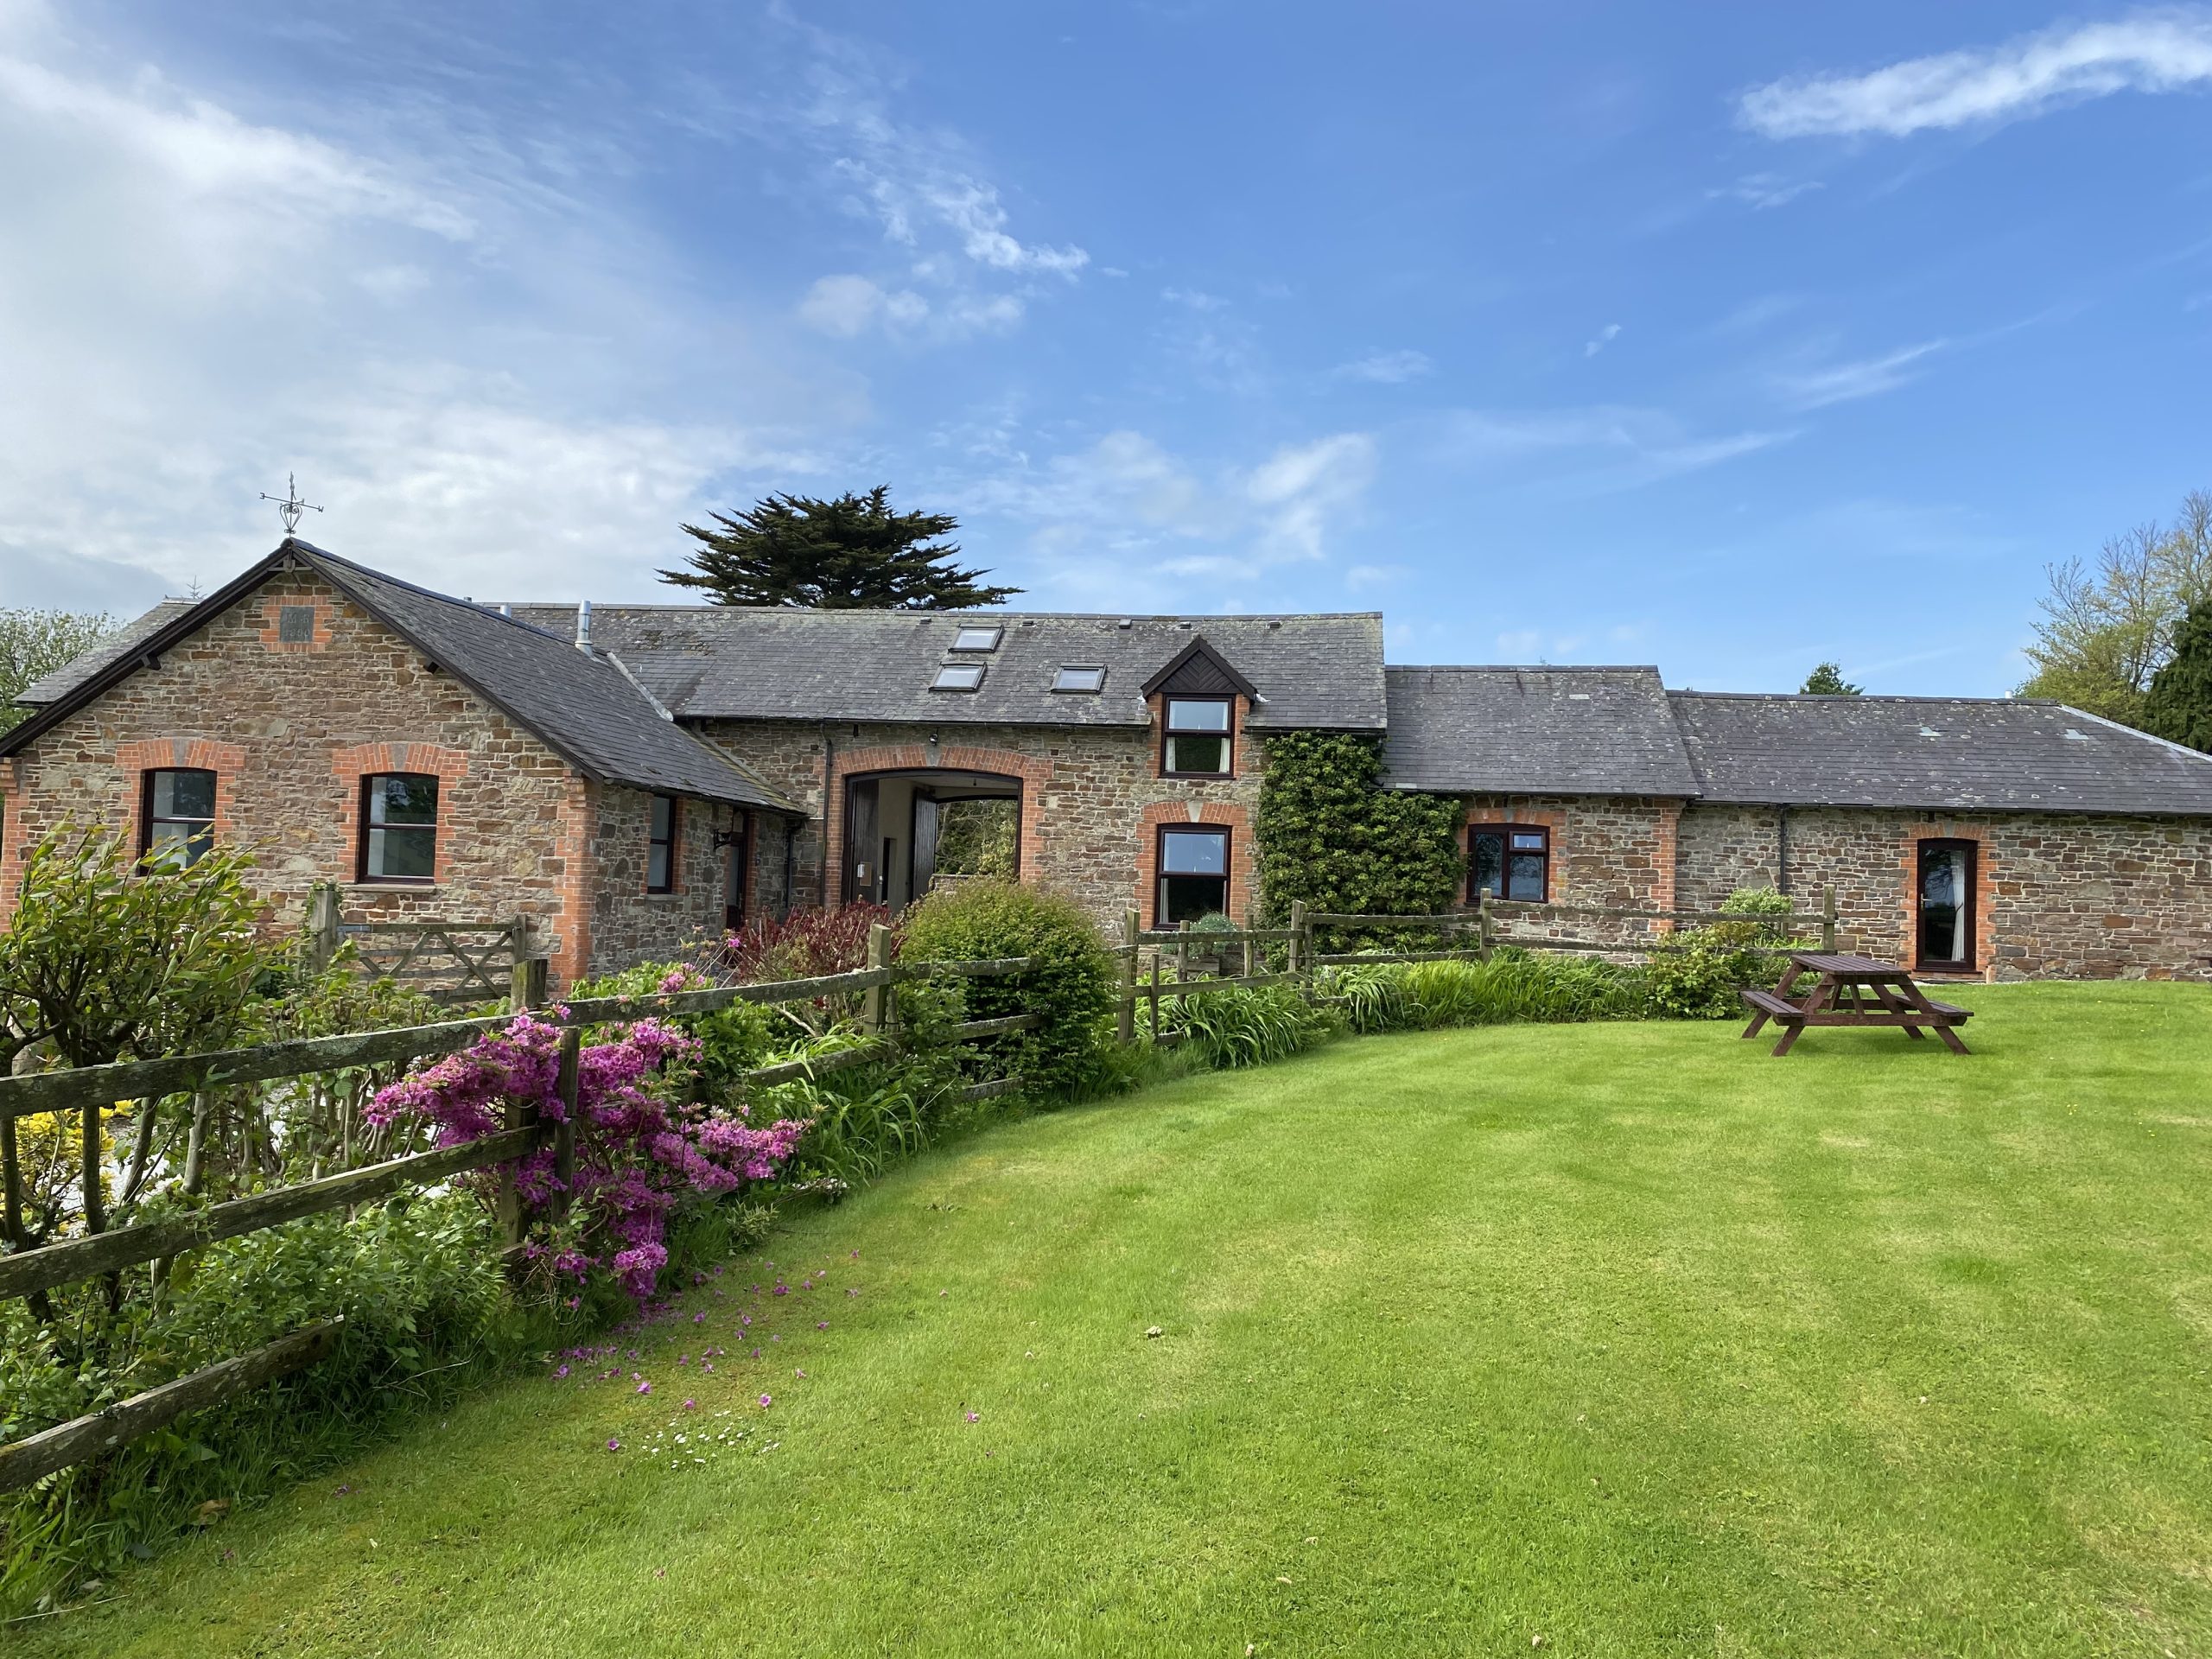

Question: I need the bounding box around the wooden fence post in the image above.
[1147,952,1163,1045]
[304,881,340,978]
[861,923,893,1034]
[1821,886,1837,955]
[1478,887,1495,963]
[509,917,546,1011]
[1118,911,1138,1044]
[550,1026,581,1224]
[0,1111,22,1254]
[1289,900,1307,978]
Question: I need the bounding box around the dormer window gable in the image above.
[1144,635,1255,780]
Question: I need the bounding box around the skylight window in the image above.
[931,663,986,692]
[1053,665,1107,694]
[951,625,1003,652]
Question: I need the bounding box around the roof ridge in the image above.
[1388,663,1663,675]
[296,542,575,646]
[499,601,1384,623]
[1668,690,2051,706]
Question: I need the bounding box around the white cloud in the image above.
[1435,406,1789,488]
[1245,432,1377,562]
[797,272,931,337]
[0,27,852,610]
[1708,172,1822,210]
[1335,349,1433,384]
[1584,322,1623,359]
[1740,11,2212,138]
[956,427,1379,606]
[1774,340,1948,408]
[1344,563,1409,588]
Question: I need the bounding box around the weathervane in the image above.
[259,473,323,536]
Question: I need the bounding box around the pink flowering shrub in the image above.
[369,1012,807,1301]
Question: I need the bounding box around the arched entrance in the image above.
[840,768,1024,907]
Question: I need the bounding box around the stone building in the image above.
[1382,665,2212,979]
[0,542,799,984]
[9,537,2212,984]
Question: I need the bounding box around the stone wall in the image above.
[1676,804,2212,979]
[586,786,735,975]
[1452,794,1681,950]
[696,704,1266,931]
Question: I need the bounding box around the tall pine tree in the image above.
[2141,598,2212,753]
[658,487,1020,610]
[1799,662,1862,696]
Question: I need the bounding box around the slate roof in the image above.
[3,543,797,814]
[1668,693,2212,816]
[503,604,1387,731]
[16,599,197,706]
[1382,666,1701,797]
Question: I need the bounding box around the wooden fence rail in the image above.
[0,931,1048,1490]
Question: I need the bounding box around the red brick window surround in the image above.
[116,738,245,861]
[333,743,469,887]
[1135,801,1255,926]
[258,594,334,652]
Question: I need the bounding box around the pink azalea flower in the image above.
[966,1412,980,1424]
[759,1394,772,1408]
[637,1381,652,1395]
[683,1399,697,1410]
[607,1438,621,1452]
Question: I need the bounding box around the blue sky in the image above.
[3,2,2210,693]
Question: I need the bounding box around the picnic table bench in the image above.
[1739,951,1973,1057]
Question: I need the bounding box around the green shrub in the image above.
[1321,950,1647,1032]
[898,880,1114,1099]
[1642,888,1792,1019]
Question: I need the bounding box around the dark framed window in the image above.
[1916,838,1976,972]
[1157,824,1230,925]
[931,663,985,692]
[1161,696,1234,778]
[358,772,438,883]
[647,795,678,893]
[142,768,216,868]
[1053,665,1106,694]
[1468,823,1548,903]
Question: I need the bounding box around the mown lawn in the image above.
[18,982,2212,1657]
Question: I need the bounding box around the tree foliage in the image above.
[658,486,1020,610]
[0,608,115,734]
[2018,492,2212,726]
[1799,662,1862,696]
[0,828,275,1070]
[1254,733,1464,938]
[2140,597,2212,754]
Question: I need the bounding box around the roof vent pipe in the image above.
[575,599,593,653]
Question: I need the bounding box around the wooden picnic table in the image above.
[1738,951,1973,1057]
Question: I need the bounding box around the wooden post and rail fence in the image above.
[1,886,1841,1491]
[0,925,1037,1493]
[1116,887,1838,1042]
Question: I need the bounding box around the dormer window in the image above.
[1162,696,1234,777]
[931,663,986,692]
[951,625,1002,652]
[1053,665,1106,694]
